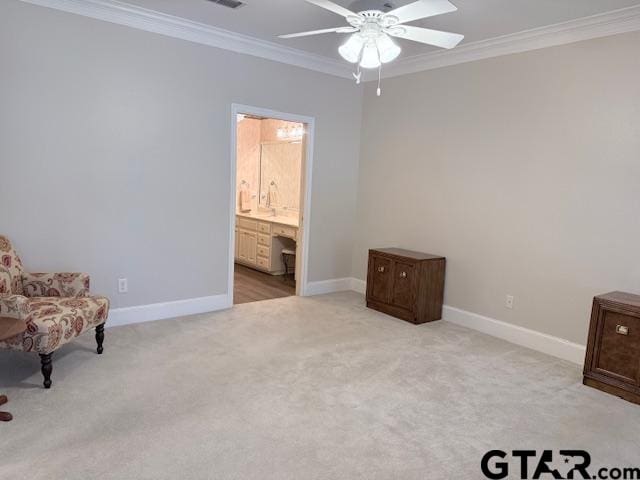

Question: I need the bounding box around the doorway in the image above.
[229,104,314,305]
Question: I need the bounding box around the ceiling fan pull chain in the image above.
[352,63,362,84]
[352,47,365,85]
[377,64,382,97]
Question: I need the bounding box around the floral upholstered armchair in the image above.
[0,236,109,388]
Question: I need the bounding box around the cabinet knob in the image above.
[377,266,385,273]
[616,325,629,336]
[399,271,407,278]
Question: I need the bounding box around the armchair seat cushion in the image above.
[0,295,109,354]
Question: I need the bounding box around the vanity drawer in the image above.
[237,217,258,231]
[257,245,270,258]
[256,256,270,270]
[257,233,271,247]
[273,224,297,239]
[258,222,271,234]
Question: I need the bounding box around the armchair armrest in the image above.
[0,294,29,320]
[21,272,90,298]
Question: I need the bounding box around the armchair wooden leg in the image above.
[0,395,12,422]
[95,323,105,355]
[39,353,53,389]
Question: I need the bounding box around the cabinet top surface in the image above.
[370,248,445,261]
[236,212,299,228]
[596,291,640,309]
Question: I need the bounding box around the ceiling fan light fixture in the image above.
[278,0,465,94]
[338,33,365,63]
[376,33,401,63]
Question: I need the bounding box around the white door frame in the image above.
[228,103,315,302]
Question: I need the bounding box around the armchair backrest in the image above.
[0,236,24,295]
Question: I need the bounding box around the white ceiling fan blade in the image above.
[279,27,357,39]
[385,0,457,24]
[303,0,359,19]
[388,25,464,49]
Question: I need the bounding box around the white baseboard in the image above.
[305,277,366,296]
[310,276,585,365]
[443,306,586,365]
[106,277,586,365]
[350,278,366,294]
[304,278,355,296]
[107,293,232,328]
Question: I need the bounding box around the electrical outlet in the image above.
[505,295,514,309]
[118,278,128,294]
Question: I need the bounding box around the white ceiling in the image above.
[122,0,640,61]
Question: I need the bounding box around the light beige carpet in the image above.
[1,292,638,479]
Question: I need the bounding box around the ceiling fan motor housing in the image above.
[348,0,395,14]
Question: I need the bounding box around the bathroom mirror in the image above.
[259,141,302,211]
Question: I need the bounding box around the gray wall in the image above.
[0,0,362,308]
[353,31,640,344]
[3,0,639,346]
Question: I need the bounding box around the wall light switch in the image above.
[506,295,514,309]
[118,278,128,294]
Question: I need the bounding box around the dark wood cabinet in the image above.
[583,291,640,405]
[366,248,445,324]
[369,255,393,304]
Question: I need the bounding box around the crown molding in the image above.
[377,4,640,79]
[18,0,640,81]
[19,0,354,79]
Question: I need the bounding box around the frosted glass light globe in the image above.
[359,42,381,69]
[338,34,365,63]
[376,34,401,63]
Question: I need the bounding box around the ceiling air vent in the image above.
[206,0,246,9]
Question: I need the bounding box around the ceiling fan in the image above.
[279,0,463,90]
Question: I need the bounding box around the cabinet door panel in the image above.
[391,262,416,311]
[238,230,257,265]
[594,310,640,384]
[369,256,392,303]
[238,231,248,261]
[245,232,257,263]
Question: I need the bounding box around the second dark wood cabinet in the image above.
[366,248,445,324]
[583,291,640,405]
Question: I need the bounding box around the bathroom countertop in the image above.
[236,212,299,228]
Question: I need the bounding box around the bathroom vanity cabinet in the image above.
[235,214,298,274]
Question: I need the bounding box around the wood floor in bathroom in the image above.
[233,264,295,304]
